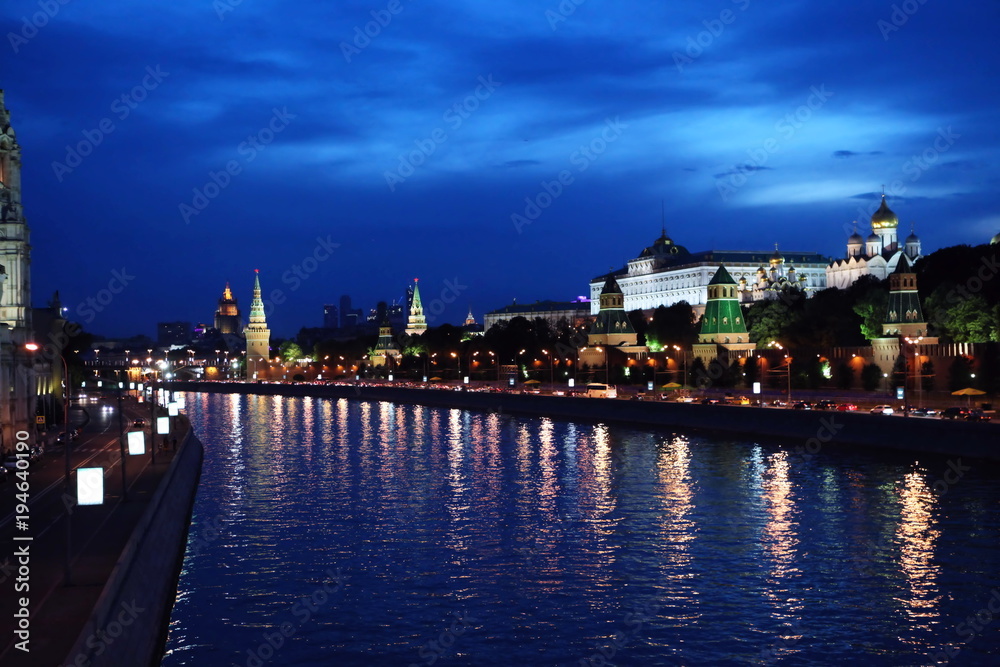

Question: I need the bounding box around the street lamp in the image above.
[767,341,791,403]
[541,349,554,385]
[672,344,687,388]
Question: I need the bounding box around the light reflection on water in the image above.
[163,393,1000,666]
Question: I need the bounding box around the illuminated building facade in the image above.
[0,89,36,448]
[826,196,922,289]
[214,283,241,334]
[405,279,428,336]
[589,225,828,316]
[244,271,271,379]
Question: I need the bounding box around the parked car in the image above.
[815,400,837,410]
[3,455,23,471]
[910,407,939,418]
[835,403,858,412]
[966,409,992,422]
[940,407,969,420]
[870,405,895,415]
[792,402,812,410]
[133,418,146,427]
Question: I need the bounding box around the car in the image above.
[792,402,812,410]
[674,396,696,403]
[700,397,722,405]
[910,407,938,418]
[2,454,24,471]
[133,418,146,427]
[835,403,857,412]
[966,409,992,422]
[940,407,969,420]
[815,400,837,410]
[870,405,894,415]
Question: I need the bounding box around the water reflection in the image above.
[896,470,942,626]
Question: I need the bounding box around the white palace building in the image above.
[589,227,830,315]
[825,195,922,289]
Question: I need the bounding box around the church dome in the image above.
[870,196,898,230]
[848,231,864,244]
[992,231,1000,245]
[905,231,920,244]
[867,231,880,242]
[769,247,784,265]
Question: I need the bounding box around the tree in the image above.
[280,341,304,364]
[745,299,801,346]
[853,286,889,340]
[890,353,907,389]
[645,302,699,350]
[861,363,882,391]
[925,289,999,343]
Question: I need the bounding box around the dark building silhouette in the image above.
[158,321,192,345]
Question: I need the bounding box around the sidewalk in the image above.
[0,406,188,667]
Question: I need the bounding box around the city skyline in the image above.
[2,1,999,338]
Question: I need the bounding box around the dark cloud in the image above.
[1,0,997,336]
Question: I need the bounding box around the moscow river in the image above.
[162,392,1000,666]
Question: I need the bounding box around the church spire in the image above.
[248,269,266,324]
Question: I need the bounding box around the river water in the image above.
[161,392,1000,666]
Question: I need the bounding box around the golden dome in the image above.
[992,231,1000,245]
[870,196,898,230]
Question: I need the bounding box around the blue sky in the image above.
[2,0,998,337]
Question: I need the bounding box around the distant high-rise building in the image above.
[158,321,192,345]
[405,279,428,336]
[323,304,339,329]
[244,271,271,379]
[339,295,363,331]
[214,282,241,334]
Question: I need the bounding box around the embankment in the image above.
[169,382,1000,462]
[63,427,204,667]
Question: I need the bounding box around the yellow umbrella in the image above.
[523,379,541,385]
[660,382,683,389]
[951,387,986,395]
[429,377,443,381]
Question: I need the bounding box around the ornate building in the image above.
[826,195,922,289]
[214,282,241,334]
[589,225,828,315]
[405,278,428,336]
[579,274,647,372]
[244,270,271,379]
[0,89,36,449]
[371,317,401,367]
[693,266,756,364]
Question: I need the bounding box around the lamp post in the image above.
[904,336,924,410]
[541,349,554,386]
[767,341,791,404]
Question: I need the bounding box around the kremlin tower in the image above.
[244,270,271,379]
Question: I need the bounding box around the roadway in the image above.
[0,393,173,665]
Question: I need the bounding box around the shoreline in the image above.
[166,381,1000,463]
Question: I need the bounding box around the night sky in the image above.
[2,1,998,338]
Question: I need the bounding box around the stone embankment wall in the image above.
[63,424,204,667]
[170,382,1000,462]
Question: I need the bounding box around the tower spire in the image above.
[405,278,428,336]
